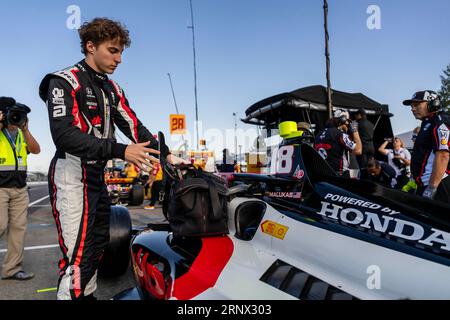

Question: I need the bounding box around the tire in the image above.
[98,206,132,278]
[129,184,144,206]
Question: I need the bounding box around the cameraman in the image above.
[378,137,411,189]
[0,97,40,281]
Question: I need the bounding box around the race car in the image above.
[108,132,450,300]
[106,177,145,207]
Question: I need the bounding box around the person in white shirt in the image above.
[378,137,411,188]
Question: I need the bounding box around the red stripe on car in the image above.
[172,236,234,300]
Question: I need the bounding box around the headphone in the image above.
[426,91,441,113]
[333,109,350,126]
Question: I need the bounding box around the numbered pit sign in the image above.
[170,114,187,135]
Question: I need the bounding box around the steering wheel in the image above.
[158,131,193,181]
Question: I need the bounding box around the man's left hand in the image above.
[422,185,437,199]
[20,119,29,132]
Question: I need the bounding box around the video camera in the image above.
[0,97,31,128]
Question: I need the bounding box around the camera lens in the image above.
[7,111,27,127]
[393,158,404,169]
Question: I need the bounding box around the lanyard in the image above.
[2,128,22,155]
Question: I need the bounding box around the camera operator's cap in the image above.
[402,90,439,106]
[0,97,16,111]
[11,103,31,114]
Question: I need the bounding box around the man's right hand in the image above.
[125,141,160,172]
[422,185,437,200]
[0,111,3,130]
[347,120,359,134]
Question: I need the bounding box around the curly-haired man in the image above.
[39,18,186,300]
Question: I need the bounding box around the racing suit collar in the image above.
[77,60,109,84]
[423,113,438,122]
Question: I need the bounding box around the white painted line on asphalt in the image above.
[0,244,59,253]
[28,195,50,208]
[27,182,48,186]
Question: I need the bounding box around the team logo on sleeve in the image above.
[342,134,356,150]
[52,88,65,105]
[53,105,66,118]
[437,124,449,148]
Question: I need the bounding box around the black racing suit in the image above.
[356,118,375,168]
[314,126,357,176]
[39,60,169,300]
[411,112,450,202]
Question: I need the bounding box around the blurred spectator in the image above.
[124,163,138,179]
[140,172,151,200]
[104,169,112,181]
[378,137,411,189]
[360,158,397,188]
[354,108,375,169]
[217,149,235,173]
[112,167,122,178]
[145,163,163,210]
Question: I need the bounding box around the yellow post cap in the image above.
[279,121,298,138]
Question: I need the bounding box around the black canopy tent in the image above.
[242,85,394,151]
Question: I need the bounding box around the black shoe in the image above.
[2,271,35,281]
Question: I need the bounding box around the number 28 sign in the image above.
[170,114,186,135]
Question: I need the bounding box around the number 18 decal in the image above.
[270,145,294,174]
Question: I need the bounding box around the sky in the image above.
[0,0,449,173]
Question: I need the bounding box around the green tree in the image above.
[438,63,450,113]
